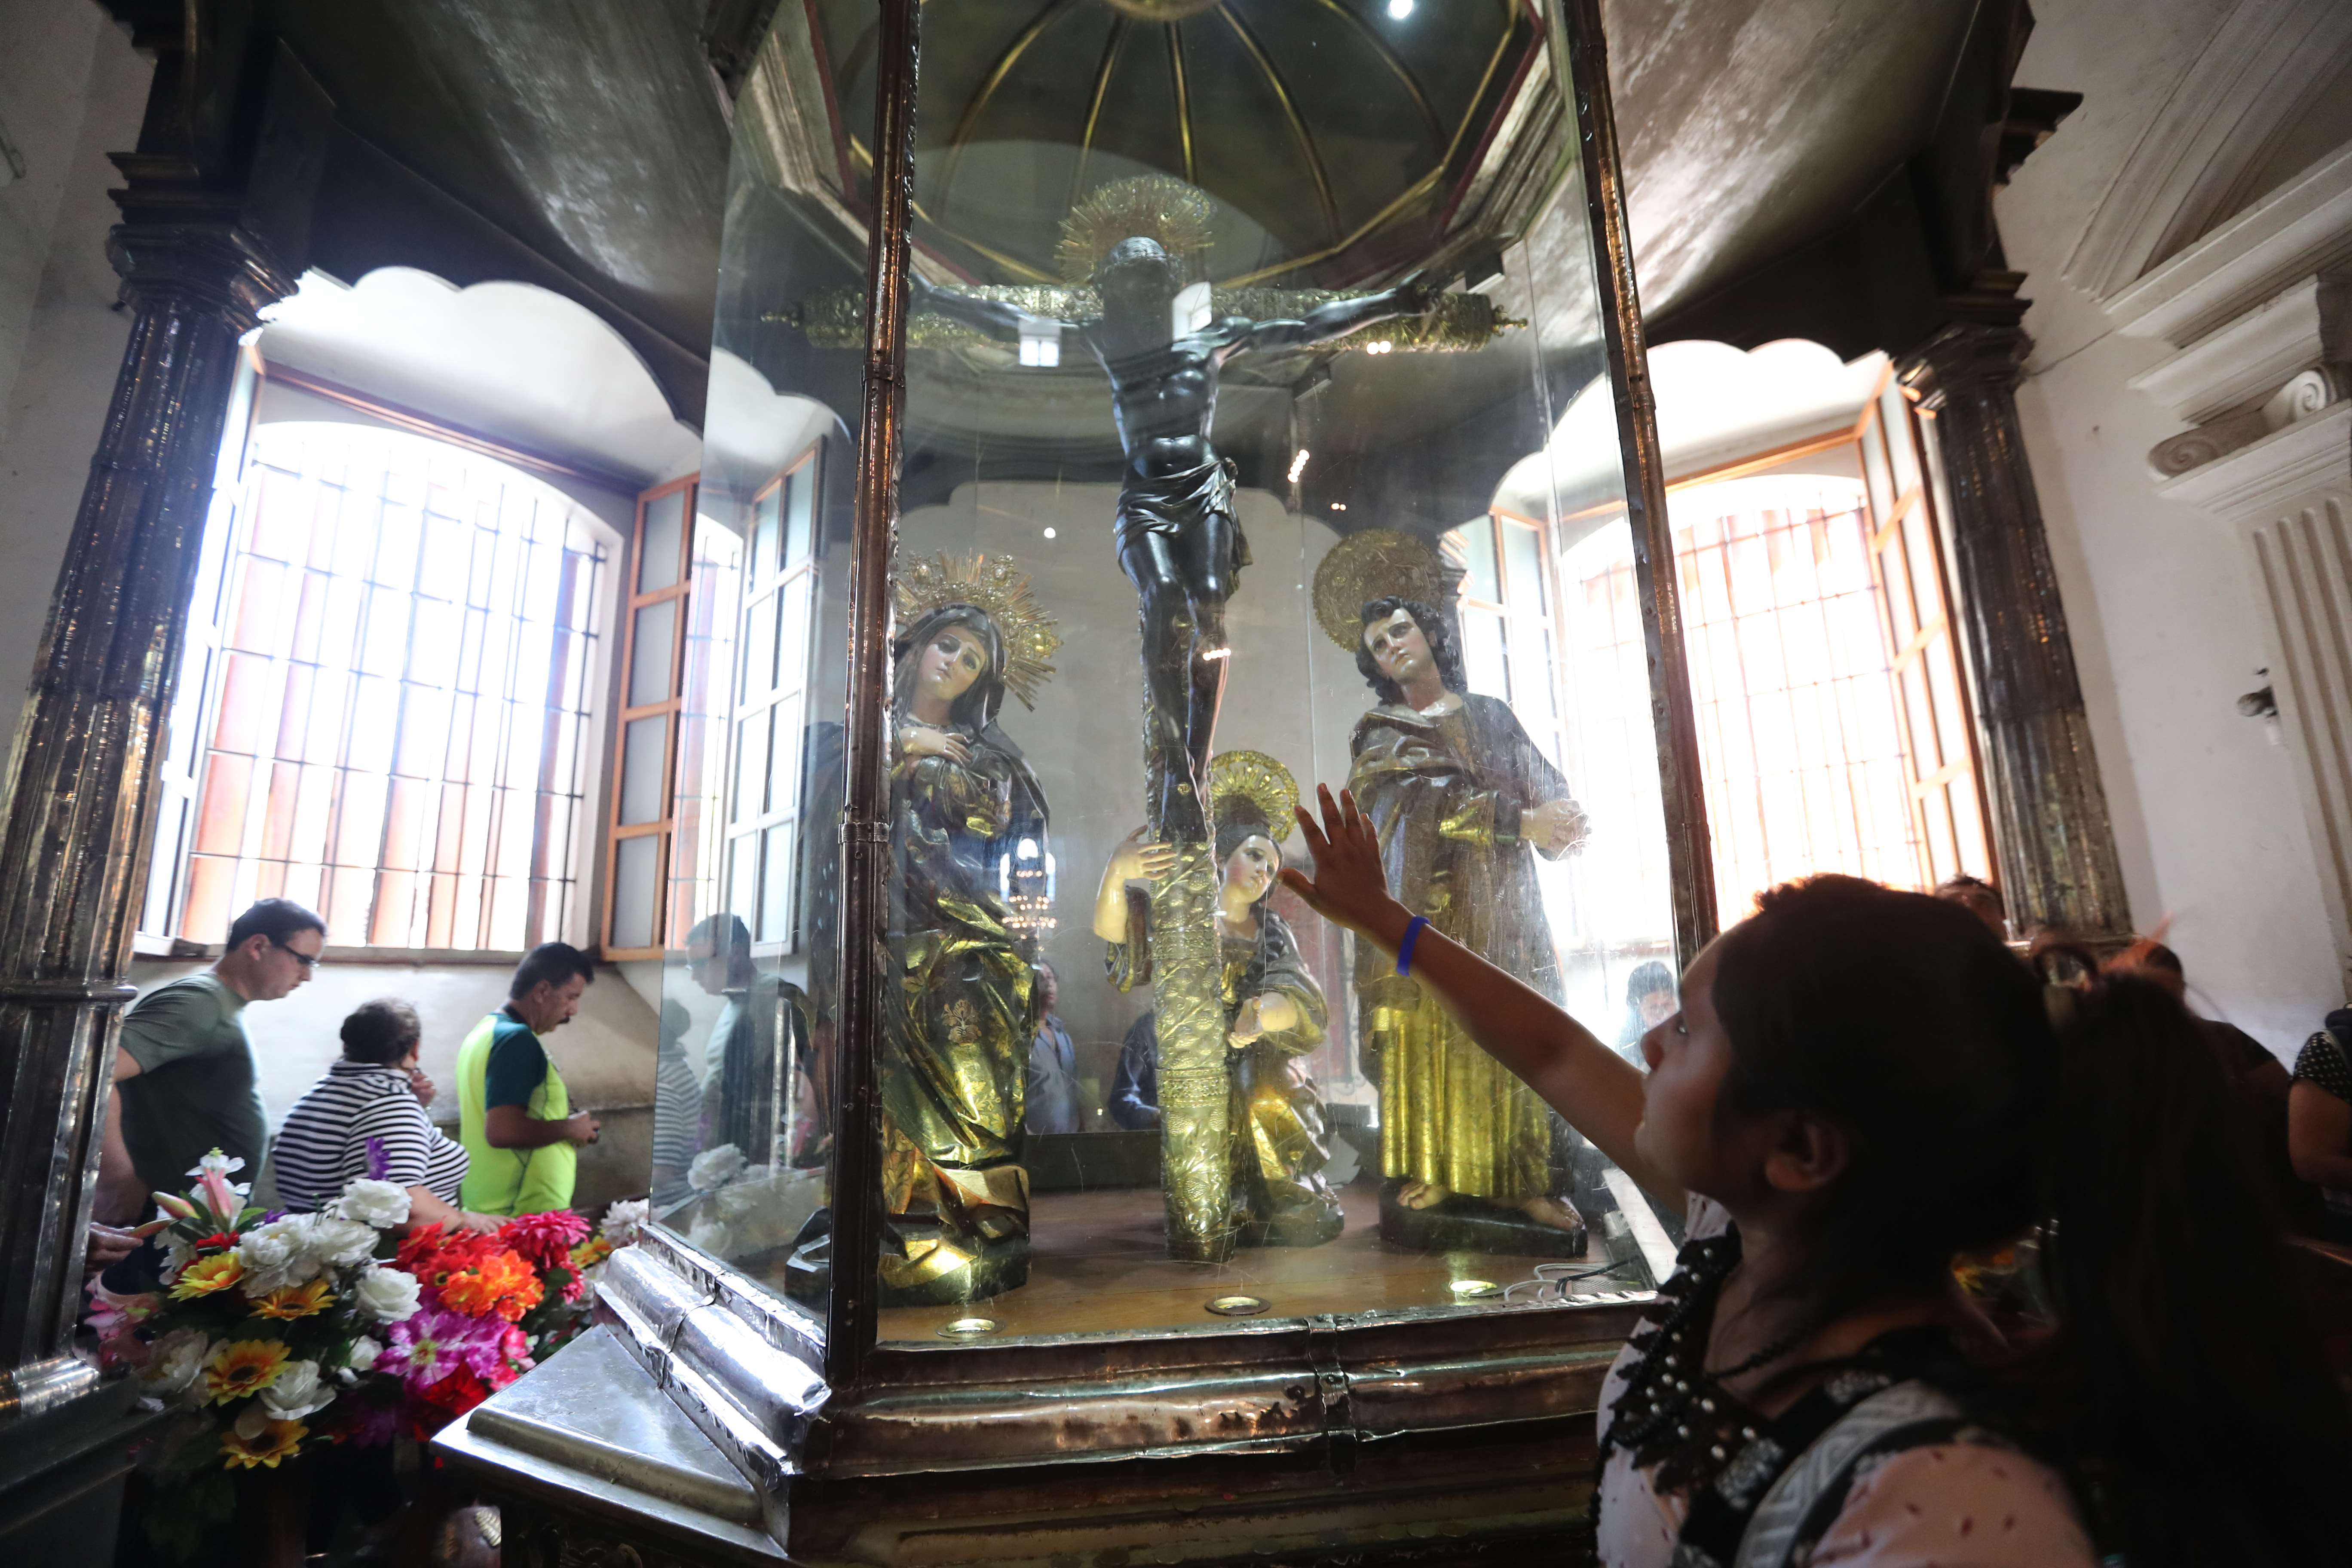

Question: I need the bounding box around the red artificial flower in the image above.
[496,1210,590,1270]
[190,1231,238,1254]
[407,1366,490,1437]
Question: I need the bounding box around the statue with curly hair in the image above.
[1345,595,1592,1256]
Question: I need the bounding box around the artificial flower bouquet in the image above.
[82,1151,428,1554]
[348,1196,651,1439]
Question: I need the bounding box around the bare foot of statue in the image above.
[1399,1180,1451,1210]
[1519,1194,1583,1232]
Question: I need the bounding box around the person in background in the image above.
[2107,938,2304,1225]
[271,999,496,1232]
[2291,1009,2352,1244]
[1025,962,1083,1135]
[1931,872,2006,940]
[456,943,600,1216]
[650,1000,700,1207]
[683,913,813,1164]
[1614,962,1677,1068]
[1106,1011,1159,1131]
[104,897,325,1207]
[91,898,325,1284]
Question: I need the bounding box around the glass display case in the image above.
[555,0,1711,1556]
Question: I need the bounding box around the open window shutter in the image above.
[1857,373,1996,889]
[605,475,695,958]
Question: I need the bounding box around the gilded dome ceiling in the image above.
[781,0,1566,290]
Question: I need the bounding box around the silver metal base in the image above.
[432,1327,786,1563]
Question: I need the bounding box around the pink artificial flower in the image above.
[383,1307,507,1394]
[83,1277,159,1369]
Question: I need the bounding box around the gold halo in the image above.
[893,552,1063,710]
[1311,529,1446,649]
[1208,750,1299,845]
[1057,174,1216,285]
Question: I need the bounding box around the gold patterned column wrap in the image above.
[1150,839,1234,1262]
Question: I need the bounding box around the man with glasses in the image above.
[101,897,325,1229]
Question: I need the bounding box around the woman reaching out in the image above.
[1280,785,2343,1568]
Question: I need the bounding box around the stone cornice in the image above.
[2107,141,2352,348]
[2128,273,2352,425]
[2154,400,2352,522]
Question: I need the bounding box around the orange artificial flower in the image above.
[249,1279,335,1320]
[437,1248,544,1323]
[220,1418,307,1469]
[203,1340,288,1404]
[170,1251,244,1301]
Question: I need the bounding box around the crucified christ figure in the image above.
[916,241,1438,838]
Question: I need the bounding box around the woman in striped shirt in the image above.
[272,998,496,1232]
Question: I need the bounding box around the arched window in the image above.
[146,421,614,952]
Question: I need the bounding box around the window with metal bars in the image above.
[147,421,612,952]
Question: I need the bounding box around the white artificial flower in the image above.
[344,1336,381,1374]
[233,1403,273,1441]
[688,1144,746,1193]
[187,1152,246,1179]
[258,1360,334,1421]
[159,1237,196,1287]
[685,1216,733,1257]
[599,1198,650,1246]
[352,1265,421,1324]
[304,1215,379,1270]
[236,1217,325,1296]
[331,1179,412,1230]
[137,1328,210,1407]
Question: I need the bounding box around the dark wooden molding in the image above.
[1651,0,2079,362]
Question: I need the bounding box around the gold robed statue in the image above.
[1316,531,1592,1256]
[1095,750,1343,1247]
[879,553,1061,1305]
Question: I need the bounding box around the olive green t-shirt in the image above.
[115,972,268,1197]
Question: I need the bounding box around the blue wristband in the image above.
[1396,915,1430,977]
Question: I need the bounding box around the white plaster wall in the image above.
[1998,0,2349,1053]
[0,6,150,702]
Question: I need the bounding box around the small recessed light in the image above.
[1287,448,1311,484]
[1041,527,1057,539]
[1330,502,1348,511]
[1388,0,1413,18]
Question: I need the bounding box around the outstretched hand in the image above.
[1278,785,1411,952]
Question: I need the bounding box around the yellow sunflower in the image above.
[219,1418,306,1470]
[168,1251,244,1301]
[248,1279,335,1320]
[203,1340,288,1404]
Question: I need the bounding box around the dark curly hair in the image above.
[1354,597,1466,704]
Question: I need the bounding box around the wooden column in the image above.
[0,221,291,1407]
[1899,323,2131,937]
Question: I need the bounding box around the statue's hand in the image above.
[1228,998,1264,1047]
[1111,827,1176,884]
[898,726,971,763]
